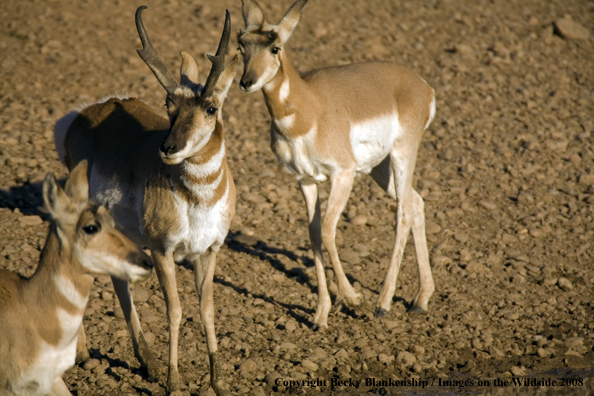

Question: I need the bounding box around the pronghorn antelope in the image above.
[53,7,237,395]
[238,0,436,328]
[0,161,153,396]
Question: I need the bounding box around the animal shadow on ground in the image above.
[220,231,398,325]
[0,180,48,218]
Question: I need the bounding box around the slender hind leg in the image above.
[111,277,159,379]
[375,147,433,316]
[409,189,434,312]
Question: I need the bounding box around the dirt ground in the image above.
[1,0,594,395]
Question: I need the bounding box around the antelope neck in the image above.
[28,227,93,345]
[172,121,227,206]
[262,52,311,122]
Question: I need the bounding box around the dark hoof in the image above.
[408,305,428,314]
[374,307,389,318]
[138,333,159,381]
[312,323,328,333]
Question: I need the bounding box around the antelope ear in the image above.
[64,160,89,211]
[277,0,307,43]
[213,56,239,105]
[180,51,201,88]
[242,0,264,31]
[43,172,75,226]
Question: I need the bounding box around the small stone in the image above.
[558,277,573,291]
[300,358,319,371]
[264,372,281,385]
[466,262,490,274]
[510,366,527,376]
[381,319,398,331]
[395,351,416,368]
[455,44,474,57]
[19,216,43,226]
[479,200,497,211]
[578,174,594,186]
[432,256,452,266]
[83,359,100,371]
[378,353,394,364]
[284,321,297,332]
[142,314,160,324]
[132,287,150,303]
[454,233,468,243]
[554,17,590,40]
[425,220,441,234]
[232,233,258,246]
[239,358,257,373]
[349,215,368,226]
[341,249,360,265]
[101,291,113,301]
[537,348,548,358]
[542,277,558,286]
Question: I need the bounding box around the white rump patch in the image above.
[349,114,402,174]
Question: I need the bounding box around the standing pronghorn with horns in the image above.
[0,161,153,396]
[54,7,237,395]
[238,0,436,329]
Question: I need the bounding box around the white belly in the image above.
[350,114,402,174]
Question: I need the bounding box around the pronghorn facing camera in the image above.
[238,0,436,328]
[53,7,237,395]
[0,161,153,396]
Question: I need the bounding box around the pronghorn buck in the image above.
[238,0,436,328]
[53,7,237,395]
[0,161,153,396]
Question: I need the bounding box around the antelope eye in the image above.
[207,107,217,115]
[271,47,280,55]
[83,225,100,235]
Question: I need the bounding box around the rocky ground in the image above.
[1,0,594,395]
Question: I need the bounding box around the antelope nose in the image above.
[160,142,176,155]
[240,79,253,91]
[143,259,154,269]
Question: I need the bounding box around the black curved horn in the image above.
[201,9,231,98]
[135,6,179,95]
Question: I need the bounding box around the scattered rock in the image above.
[395,351,416,368]
[341,249,360,265]
[558,277,573,291]
[300,358,319,371]
[425,220,441,234]
[510,366,527,376]
[349,215,368,226]
[479,200,497,211]
[18,216,43,226]
[554,17,590,40]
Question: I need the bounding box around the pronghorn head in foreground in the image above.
[44,160,153,282]
[238,0,307,92]
[135,6,238,165]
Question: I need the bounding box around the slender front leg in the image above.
[111,277,158,379]
[322,171,364,308]
[193,248,228,396]
[152,250,182,393]
[299,180,331,330]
